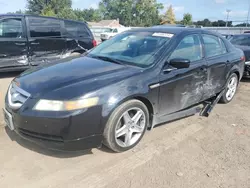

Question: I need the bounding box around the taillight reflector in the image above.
[92,40,97,47]
[241,56,245,61]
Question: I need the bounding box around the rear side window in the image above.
[0,18,23,38]
[28,17,61,37]
[202,34,225,58]
[229,35,250,46]
[170,34,202,62]
[64,21,90,38]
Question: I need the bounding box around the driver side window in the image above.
[170,34,202,62]
[0,18,23,38]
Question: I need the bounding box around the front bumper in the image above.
[4,99,104,151]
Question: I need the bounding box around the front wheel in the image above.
[103,100,149,152]
[220,73,238,103]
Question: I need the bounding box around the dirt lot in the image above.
[0,72,249,188]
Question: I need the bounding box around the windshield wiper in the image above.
[90,55,124,65]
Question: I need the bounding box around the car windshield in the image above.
[229,35,250,46]
[88,32,173,68]
[103,28,113,33]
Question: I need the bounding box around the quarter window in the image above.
[64,21,90,37]
[202,34,224,57]
[0,18,23,38]
[170,35,202,62]
[220,38,227,54]
[28,17,61,37]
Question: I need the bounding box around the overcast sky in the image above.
[0,0,249,22]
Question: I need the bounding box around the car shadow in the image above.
[241,78,250,82]
[0,71,23,79]
[5,127,93,158]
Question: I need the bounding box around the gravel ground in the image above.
[0,72,249,188]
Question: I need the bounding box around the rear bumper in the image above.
[243,63,250,77]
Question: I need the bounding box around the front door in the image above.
[0,17,28,69]
[26,16,66,65]
[158,34,207,116]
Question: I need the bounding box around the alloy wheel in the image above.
[115,107,146,147]
[226,76,238,101]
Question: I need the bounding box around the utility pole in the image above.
[246,0,250,27]
[226,9,231,27]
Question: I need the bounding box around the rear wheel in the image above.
[103,100,149,152]
[220,73,238,103]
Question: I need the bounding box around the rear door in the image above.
[63,20,94,53]
[26,16,66,65]
[0,16,28,69]
[201,33,228,100]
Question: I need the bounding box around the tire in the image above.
[103,99,149,152]
[220,73,238,104]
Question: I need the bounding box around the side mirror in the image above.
[163,58,190,72]
[169,58,190,69]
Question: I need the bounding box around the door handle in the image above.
[0,54,7,57]
[15,42,26,46]
[163,67,177,72]
[31,42,40,45]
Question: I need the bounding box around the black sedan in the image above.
[4,27,245,152]
[229,34,250,77]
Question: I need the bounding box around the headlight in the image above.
[245,61,250,65]
[33,97,99,111]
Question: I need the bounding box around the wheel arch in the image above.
[133,96,154,127]
[101,95,155,131]
[227,65,241,82]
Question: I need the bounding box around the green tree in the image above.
[27,0,72,15]
[99,0,163,26]
[74,8,101,22]
[162,5,176,24]
[41,5,56,17]
[182,13,192,25]
[57,8,78,20]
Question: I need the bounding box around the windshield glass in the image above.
[229,35,250,46]
[88,32,173,68]
[103,28,113,33]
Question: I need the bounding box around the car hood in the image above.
[15,56,140,98]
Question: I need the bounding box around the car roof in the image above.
[0,14,87,24]
[130,26,209,35]
[232,33,250,36]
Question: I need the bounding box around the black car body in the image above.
[229,34,250,77]
[4,27,245,152]
[0,14,96,72]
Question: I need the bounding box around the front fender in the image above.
[95,76,159,131]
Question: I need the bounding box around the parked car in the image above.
[100,27,130,41]
[222,34,233,40]
[4,27,245,152]
[0,14,96,72]
[229,34,250,77]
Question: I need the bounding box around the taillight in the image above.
[92,40,97,47]
[241,56,245,61]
